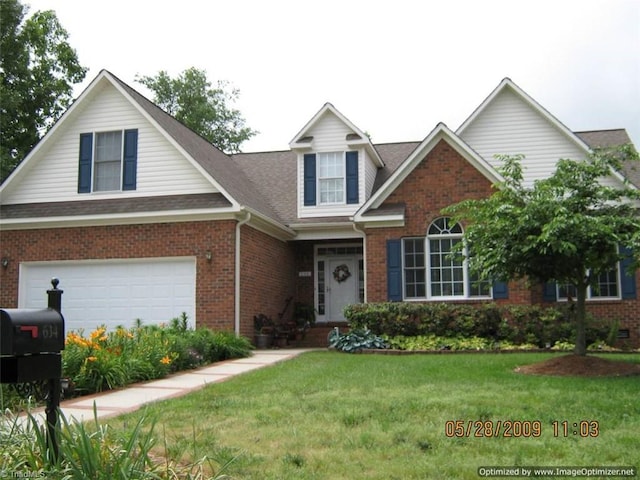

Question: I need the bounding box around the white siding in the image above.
[307,111,354,151]
[297,111,367,218]
[3,82,216,205]
[364,149,378,198]
[459,89,587,186]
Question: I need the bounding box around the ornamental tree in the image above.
[443,145,640,355]
[0,0,87,181]
[136,67,257,153]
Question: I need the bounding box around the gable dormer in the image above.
[290,103,383,218]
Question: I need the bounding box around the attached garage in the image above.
[19,257,197,334]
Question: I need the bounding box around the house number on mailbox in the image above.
[41,324,60,339]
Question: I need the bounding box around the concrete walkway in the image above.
[22,349,310,424]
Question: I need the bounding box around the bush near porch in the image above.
[343,303,616,349]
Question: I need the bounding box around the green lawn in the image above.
[113,352,640,480]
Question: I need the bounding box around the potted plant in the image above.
[293,302,316,339]
[253,314,274,349]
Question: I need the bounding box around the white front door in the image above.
[325,259,358,322]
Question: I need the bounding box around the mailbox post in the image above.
[0,278,65,460]
[46,278,63,461]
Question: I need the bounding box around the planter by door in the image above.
[254,333,272,349]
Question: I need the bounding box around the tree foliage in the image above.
[0,0,87,181]
[443,145,640,355]
[136,67,257,153]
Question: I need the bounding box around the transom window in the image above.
[403,217,491,300]
[318,152,345,204]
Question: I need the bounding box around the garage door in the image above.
[19,258,196,334]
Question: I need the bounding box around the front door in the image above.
[326,259,358,322]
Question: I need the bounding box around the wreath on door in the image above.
[333,264,351,283]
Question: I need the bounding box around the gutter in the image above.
[235,210,251,336]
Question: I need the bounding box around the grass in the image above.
[112,352,640,479]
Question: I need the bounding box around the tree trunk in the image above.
[574,285,588,356]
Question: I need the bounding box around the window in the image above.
[318,152,345,204]
[404,238,426,298]
[302,151,358,207]
[557,267,621,301]
[78,129,138,193]
[94,131,122,191]
[401,217,491,299]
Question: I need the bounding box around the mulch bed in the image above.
[514,354,640,377]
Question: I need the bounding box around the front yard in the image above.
[112,351,639,479]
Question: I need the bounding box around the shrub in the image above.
[344,302,612,349]
[328,328,389,353]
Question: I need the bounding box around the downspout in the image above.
[235,210,251,336]
[353,222,367,303]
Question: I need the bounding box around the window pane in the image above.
[94,131,122,191]
[403,238,426,299]
[469,271,491,297]
[429,235,464,298]
[317,261,325,315]
[94,161,120,191]
[318,152,345,204]
[319,178,344,203]
[591,269,618,297]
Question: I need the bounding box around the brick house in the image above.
[1,71,638,346]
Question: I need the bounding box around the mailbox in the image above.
[0,279,65,384]
[1,308,65,356]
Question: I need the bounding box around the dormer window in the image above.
[318,152,345,204]
[303,151,359,207]
[78,129,138,193]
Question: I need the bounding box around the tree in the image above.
[0,0,87,181]
[136,67,257,153]
[443,146,640,356]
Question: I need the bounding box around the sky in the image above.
[23,0,640,152]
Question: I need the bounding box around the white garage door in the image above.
[19,258,196,334]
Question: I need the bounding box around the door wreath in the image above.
[333,264,351,283]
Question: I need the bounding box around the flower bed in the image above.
[1,314,252,411]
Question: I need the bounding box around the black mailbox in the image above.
[1,308,65,356]
[0,279,65,384]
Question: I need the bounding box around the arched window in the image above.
[401,217,491,299]
[427,217,465,297]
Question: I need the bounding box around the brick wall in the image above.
[362,138,639,346]
[239,225,297,338]
[367,138,498,302]
[0,220,237,330]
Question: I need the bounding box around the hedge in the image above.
[343,303,613,348]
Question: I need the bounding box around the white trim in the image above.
[0,208,239,230]
[401,233,492,302]
[289,102,384,167]
[314,243,364,322]
[354,124,502,220]
[456,77,632,189]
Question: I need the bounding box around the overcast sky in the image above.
[24,0,640,152]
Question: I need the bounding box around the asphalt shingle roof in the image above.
[0,193,230,219]
[575,129,640,188]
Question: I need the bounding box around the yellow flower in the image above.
[86,356,98,362]
[90,327,107,340]
[160,356,172,365]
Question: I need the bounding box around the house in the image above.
[1,71,638,346]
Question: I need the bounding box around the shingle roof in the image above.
[574,129,640,188]
[232,142,421,225]
[109,72,284,223]
[0,193,230,219]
